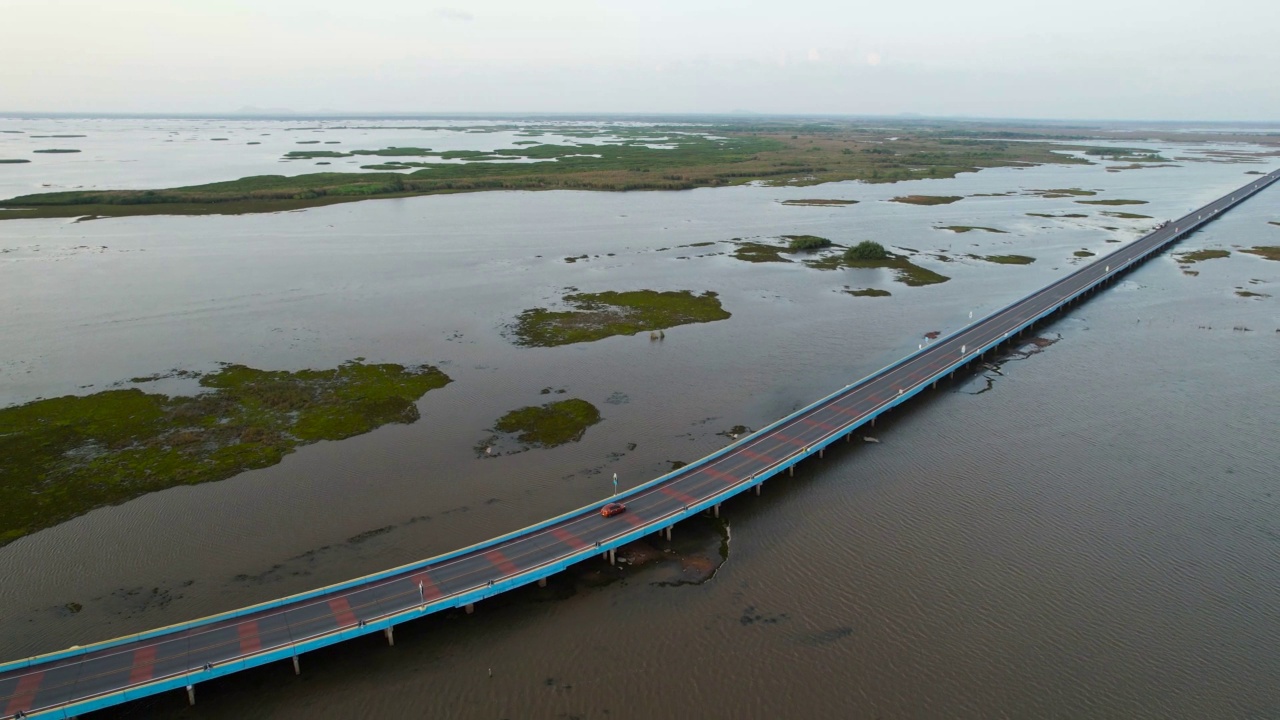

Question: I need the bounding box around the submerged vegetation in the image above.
[0,121,1096,220]
[510,290,731,347]
[0,159,31,164]
[491,399,602,448]
[845,288,891,297]
[0,361,452,545]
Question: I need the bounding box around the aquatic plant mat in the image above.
[0,361,451,545]
[510,290,731,347]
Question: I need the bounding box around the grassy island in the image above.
[0,159,31,164]
[0,361,451,545]
[1176,249,1230,263]
[785,235,833,251]
[1241,246,1280,261]
[890,195,963,206]
[733,242,791,263]
[492,399,602,448]
[510,290,730,347]
[780,199,857,207]
[845,288,891,297]
[804,241,950,285]
[0,121,1095,220]
[937,225,1007,233]
[1076,199,1148,206]
[976,254,1036,265]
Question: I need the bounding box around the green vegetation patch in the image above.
[977,254,1036,265]
[1101,211,1152,219]
[937,225,1007,234]
[1241,246,1280,261]
[1235,290,1270,298]
[510,290,730,347]
[1073,250,1097,258]
[733,241,791,263]
[845,288,891,297]
[890,195,962,206]
[1176,249,1230,263]
[492,398,602,448]
[785,235,833,251]
[1029,188,1096,197]
[0,361,451,545]
[0,122,1098,220]
[1268,221,1280,227]
[809,241,950,285]
[1027,212,1088,218]
[32,149,80,154]
[0,159,31,164]
[1076,199,1148,206]
[780,199,858,206]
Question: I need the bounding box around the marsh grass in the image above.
[492,399,602,447]
[1241,246,1280,261]
[937,225,1007,233]
[1076,199,1148,206]
[890,195,963,206]
[976,254,1036,264]
[510,290,731,347]
[0,361,451,545]
[1176,249,1230,263]
[0,123,1096,220]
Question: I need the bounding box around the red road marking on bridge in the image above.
[127,645,156,685]
[701,466,738,483]
[659,486,698,505]
[739,447,776,463]
[551,528,588,550]
[238,620,261,655]
[412,572,442,601]
[773,432,809,448]
[4,671,43,715]
[801,417,839,431]
[619,511,645,528]
[328,597,357,627]
[485,549,519,575]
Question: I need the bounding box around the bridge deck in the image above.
[3,169,1277,718]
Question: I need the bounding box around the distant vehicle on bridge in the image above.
[600,502,626,517]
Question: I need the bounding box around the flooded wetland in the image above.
[2,117,1279,718]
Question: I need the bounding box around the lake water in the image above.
[2,119,1278,719]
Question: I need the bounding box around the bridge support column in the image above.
[819,448,824,458]
[292,655,301,675]
[608,548,616,566]
[664,526,672,541]
[713,504,721,518]
[846,433,851,443]
[755,483,762,496]
[788,465,794,477]
[465,603,475,615]
[538,577,547,588]
[187,684,196,706]
[384,627,395,646]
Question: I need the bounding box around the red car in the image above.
[600,502,626,518]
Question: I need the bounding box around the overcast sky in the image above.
[3,0,1278,120]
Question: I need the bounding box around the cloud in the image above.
[435,8,474,22]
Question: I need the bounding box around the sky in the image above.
[2,0,1278,120]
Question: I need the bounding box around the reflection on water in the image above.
[1,122,1279,718]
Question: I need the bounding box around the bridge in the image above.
[3,169,1277,718]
